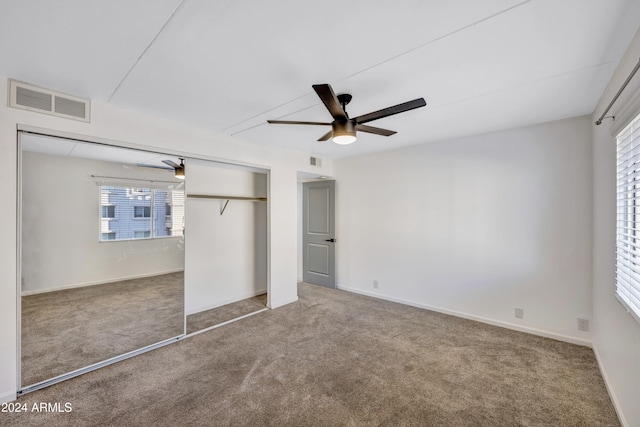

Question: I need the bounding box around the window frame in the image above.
[133,205,151,219]
[133,230,151,239]
[101,205,116,219]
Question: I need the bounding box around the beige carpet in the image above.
[21,272,184,386]
[5,282,618,426]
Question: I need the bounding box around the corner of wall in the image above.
[592,344,629,426]
[591,23,640,427]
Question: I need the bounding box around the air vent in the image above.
[310,156,322,167]
[16,86,52,111]
[9,79,90,122]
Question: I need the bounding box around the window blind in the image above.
[616,112,640,324]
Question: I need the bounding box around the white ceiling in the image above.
[2,0,639,159]
[20,133,176,166]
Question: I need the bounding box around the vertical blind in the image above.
[616,112,640,324]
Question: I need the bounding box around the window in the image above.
[616,112,640,323]
[101,205,115,219]
[99,186,184,242]
[134,206,151,218]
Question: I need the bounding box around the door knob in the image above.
[325,238,336,242]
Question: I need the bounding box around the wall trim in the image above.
[592,344,628,427]
[337,284,592,347]
[21,269,185,296]
[186,288,268,316]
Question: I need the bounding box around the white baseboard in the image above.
[0,390,17,404]
[336,284,592,347]
[269,296,299,309]
[593,345,628,427]
[186,288,268,316]
[21,269,185,296]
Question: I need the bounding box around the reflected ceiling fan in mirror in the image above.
[136,158,185,179]
[268,84,426,144]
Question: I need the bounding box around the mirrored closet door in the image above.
[19,132,186,388]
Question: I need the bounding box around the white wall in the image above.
[0,75,332,403]
[184,159,267,314]
[334,116,593,344]
[21,151,184,294]
[592,27,640,427]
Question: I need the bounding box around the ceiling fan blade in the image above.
[136,163,174,171]
[354,98,426,125]
[356,124,397,137]
[162,160,180,168]
[267,120,331,126]
[318,130,333,141]
[313,84,347,121]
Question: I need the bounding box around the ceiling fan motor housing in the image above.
[332,120,357,144]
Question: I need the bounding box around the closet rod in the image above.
[91,174,180,184]
[595,57,640,125]
[187,194,267,201]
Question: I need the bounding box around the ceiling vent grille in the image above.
[8,79,90,122]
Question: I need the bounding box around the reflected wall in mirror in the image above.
[184,159,268,334]
[19,133,185,387]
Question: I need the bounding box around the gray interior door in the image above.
[303,180,335,288]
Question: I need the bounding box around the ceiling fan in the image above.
[136,158,185,180]
[267,84,426,145]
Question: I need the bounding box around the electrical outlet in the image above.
[578,318,589,332]
[373,280,379,289]
[515,308,523,319]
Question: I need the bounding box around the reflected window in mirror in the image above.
[99,186,184,242]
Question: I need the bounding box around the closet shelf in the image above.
[186,194,267,215]
[187,194,267,201]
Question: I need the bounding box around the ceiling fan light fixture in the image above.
[174,159,185,179]
[267,83,426,145]
[332,121,357,145]
[333,134,357,145]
